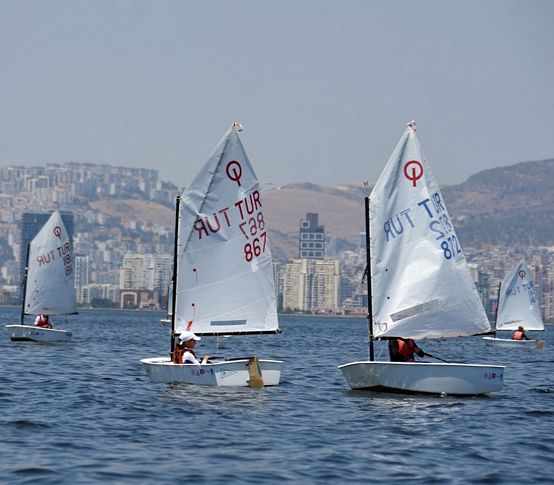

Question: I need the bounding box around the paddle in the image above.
[535,340,544,350]
[247,356,264,388]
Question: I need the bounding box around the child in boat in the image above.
[34,314,53,329]
[173,331,209,364]
[389,337,425,362]
[512,326,530,340]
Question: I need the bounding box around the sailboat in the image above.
[338,122,504,395]
[483,259,544,348]
[6,210,76,342]
[160,281,172,325]
[141,123,282,387]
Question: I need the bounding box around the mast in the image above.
[169,195,181,357]
[493,281,502,333]
[365,196,374,361]
[20,243,31,325]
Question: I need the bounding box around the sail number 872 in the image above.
[440,236,461,260]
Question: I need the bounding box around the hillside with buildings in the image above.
[0,158,553,321]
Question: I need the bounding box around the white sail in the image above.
[370,124,490,340]
[24,211,76,316]
[496,259,544,331]
[174,123,279,335]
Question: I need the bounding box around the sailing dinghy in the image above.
[483,259,544,348]
[160,281,172,325]
[141,123,282,387]
[6,211,76,343]
[339,122,504,395]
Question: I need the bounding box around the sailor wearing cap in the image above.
[173,331,209,364]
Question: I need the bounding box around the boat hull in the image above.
[338,361,504,396]
[140,357,282,387]
[6,324,72,343]
[483,336,542,348]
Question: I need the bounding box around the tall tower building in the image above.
[74,255,90,304]
[299,212,325,260]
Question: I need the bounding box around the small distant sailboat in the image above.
[141,123,282,387]
[160,281,172,325]
[483,259,544,348]
[6,211,76,342]
[338,122,504,395]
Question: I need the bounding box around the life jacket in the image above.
[512,331,524,340]
[172,347,185,364]
[36,316,50,328]
[397,339,416,361]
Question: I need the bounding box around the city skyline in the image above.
[1,1,553,189]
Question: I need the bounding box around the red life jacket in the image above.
[512,331,524,340]
[397,339,416,360]
[36,316,50,328]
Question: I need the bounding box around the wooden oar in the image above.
[247,356,264,388]
[535,339,544,350]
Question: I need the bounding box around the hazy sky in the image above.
[1,1,553,188]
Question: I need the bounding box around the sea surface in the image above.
[1,308,553,484]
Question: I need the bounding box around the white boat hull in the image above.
[140,357,282,387]
[483,336,542,348]
[160,318,171,325]
[338,361,504,396]
[6,324,72,343]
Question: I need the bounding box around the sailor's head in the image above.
[517,326,524,332]
[179,331,201,346]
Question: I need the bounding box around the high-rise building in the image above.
[282,258,340,312]
[299,213,325,259]
[119,253,172,292]
[74,255,90,304]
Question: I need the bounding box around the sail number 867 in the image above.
[239,213,267,262]
[244,232,267,262]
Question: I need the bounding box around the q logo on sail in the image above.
[226,160,242,187]
[53,226,62,239]
[518,270,526,280]
[403,160,423,187]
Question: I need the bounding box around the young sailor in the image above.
[173,331,209,364]
[389,337,425,362]
[512,326,530,340]
[34,314,53,329]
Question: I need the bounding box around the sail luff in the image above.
[170,195,180,355]
[369,124,490,340]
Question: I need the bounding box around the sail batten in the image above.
[370,125,490,340]
[174,124,279,336]
[496,259,544,331]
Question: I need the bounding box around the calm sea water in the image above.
[1,308,553,484]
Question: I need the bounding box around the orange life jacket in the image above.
[398,339,416,360]
[512,331,524,340]
[172,347,185,364]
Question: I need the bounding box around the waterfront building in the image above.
[282,258,340,312]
